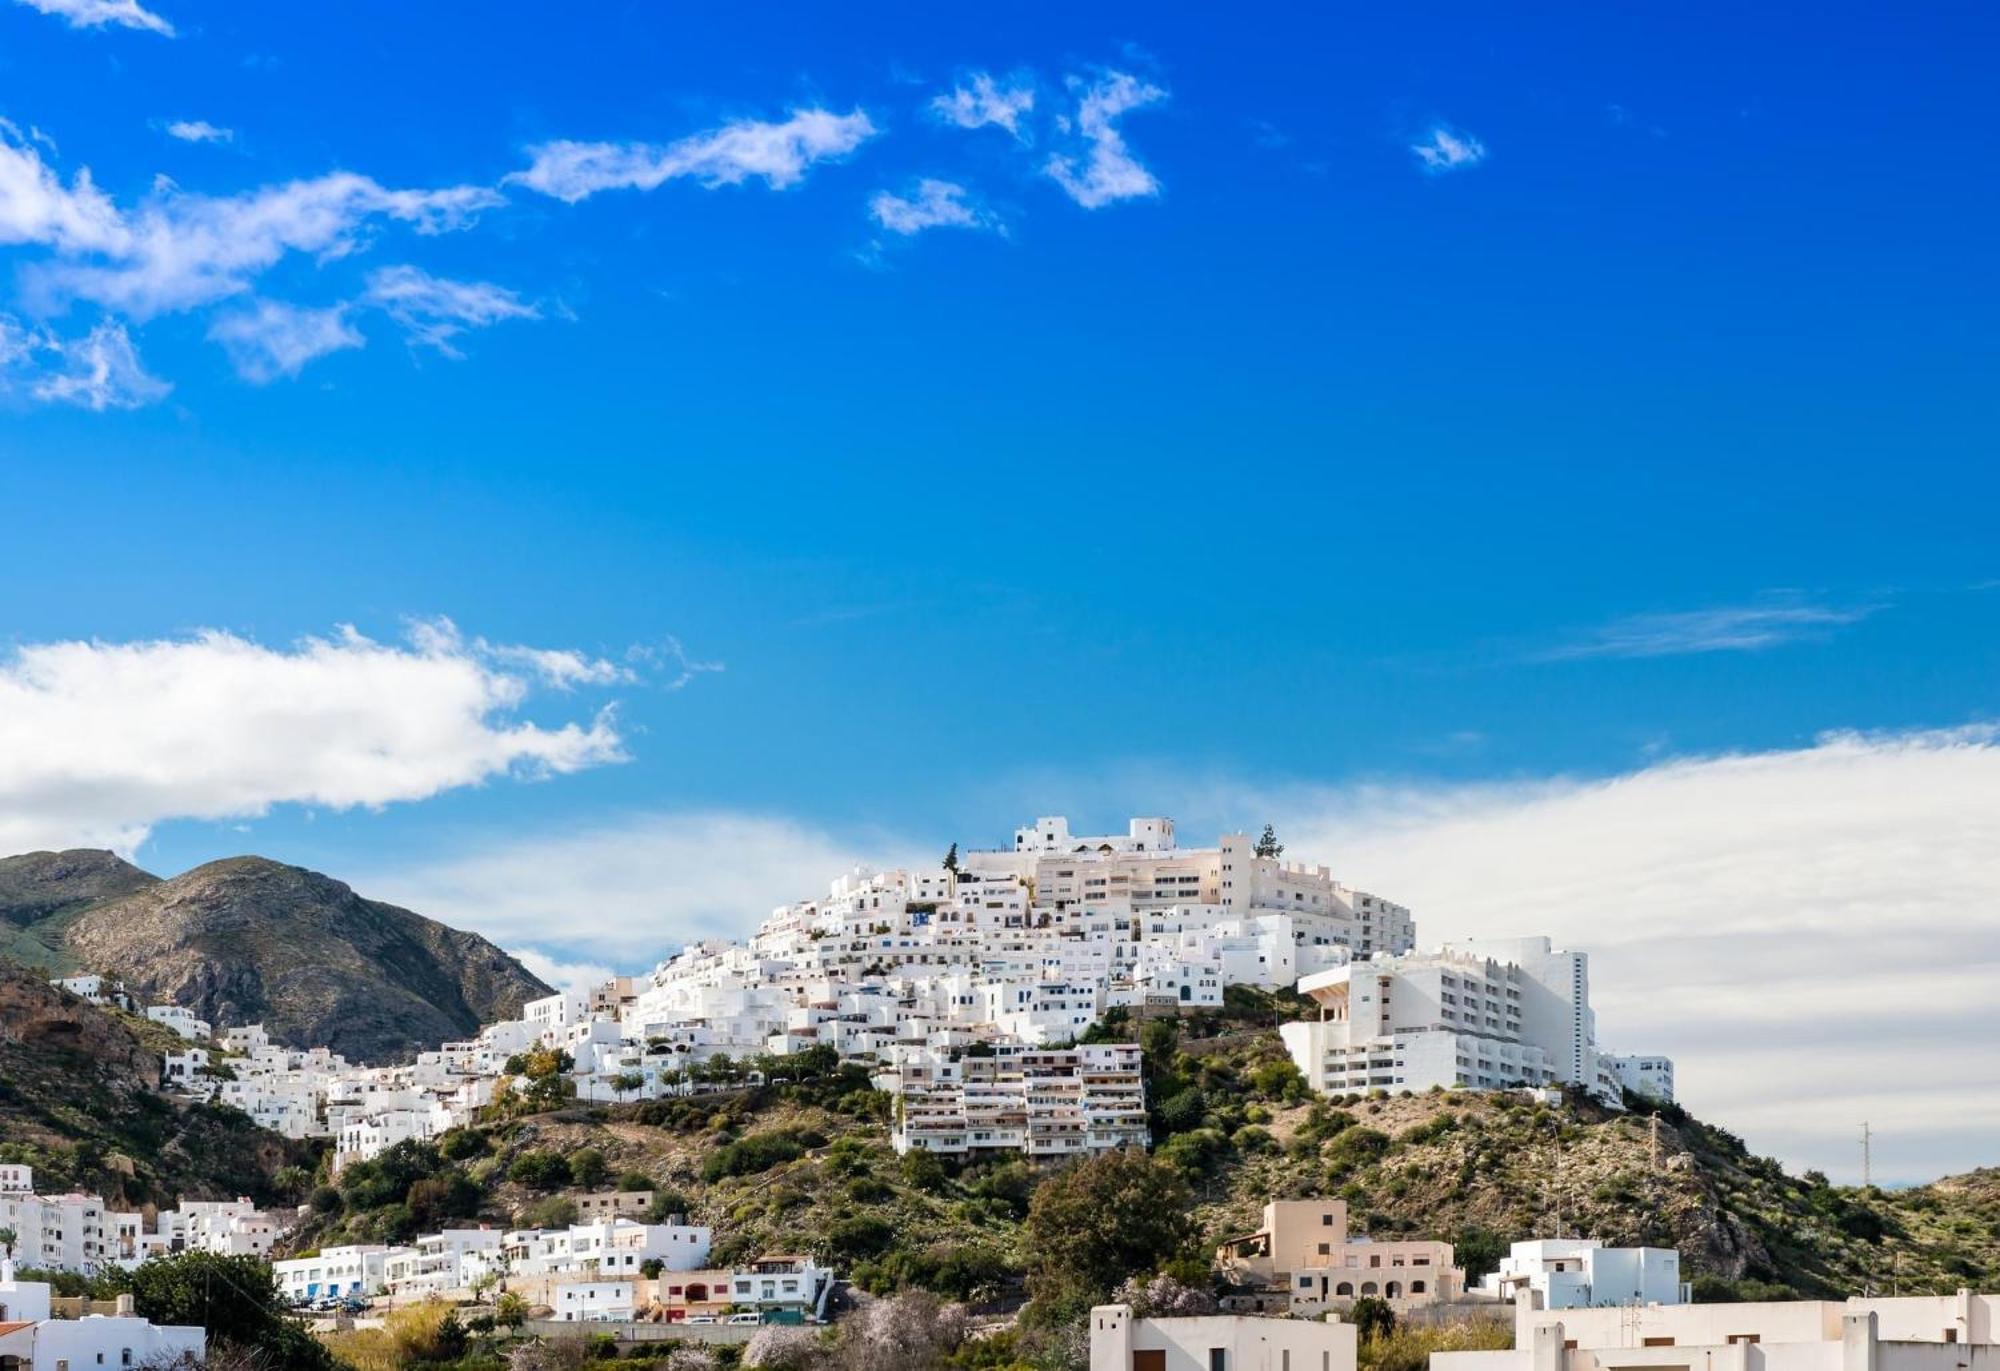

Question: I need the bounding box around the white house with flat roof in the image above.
[1090,1302,1358,1371]
[1479,1240,1687,1309]
[1433,1290,2000,1371]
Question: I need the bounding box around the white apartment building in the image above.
[1280,937,1665,1106]
[1436,1291,2000,1371]
[460,1219,711,1287]
[273,1244,394,1303]
[1090,1302,1358,1371]
[1479,1240,1688,1309]
[0,1261,206,1371]
[0,1185,110,1274]
[1602,1054,1676,1104]
[884,1043,1147,1157]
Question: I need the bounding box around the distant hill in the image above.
[0,961,314,1210]
[0,851,550,1062]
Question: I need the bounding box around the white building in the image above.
[1479,1240,1687,1309]
[1435,1291,2000,1371]
[885,1043,1147,1158]
[1280,937,1662,1106]
[0,1261,206,1371]
[1602,1055,1676,1104]
[144,1005,212,1041]
[1090,1302,1358,1371]
[274,1245,394,1303]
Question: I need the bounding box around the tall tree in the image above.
[1255,824,1283,858]
[1023,1150,1198,1318]
[942,842,959,873]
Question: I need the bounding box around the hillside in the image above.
[0,962,316,1212]
[282,996,2000,1308]
[0,851,551,1063]
[0,849,159,967]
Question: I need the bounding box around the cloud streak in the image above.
[1411,124,1487,175]
[0,620,636,855]
[1539,597,1880,660]
[363,264,538,358]
[868,179,995,236]
[508,108,878,203]
[931,73,1036,139]
[14,0,171,36]
[206,299,364,382]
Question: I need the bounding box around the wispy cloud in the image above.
[868,179,996,236]
[508,108,877,203]
[1045,71,1167,209]
[931,73,1036,139]
[1410,123,1487,175]
[13,0,171,36]
[0,316,171,410]
[1539,597,1881,660]
[0,127,502,319]
[206,299,363,382]
[163,120,232,145]
[363,264,538,358]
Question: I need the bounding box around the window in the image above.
[1209,1352,1228,1371]
[1727,1336,1759,1346]
[1642,1338,1675,1348]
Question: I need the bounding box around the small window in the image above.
[1210,1352,1229,1371]
[1643,1338,1676,1348]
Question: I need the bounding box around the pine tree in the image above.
[942,842,959,873]
[1255,824,1283,858]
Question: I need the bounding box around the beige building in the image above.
[573,1190,654,1222]
[1214,1200,1464,1314]
[1433,1291,2000,1371]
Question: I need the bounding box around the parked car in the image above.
[726,1312,761,1325]
[685,1315,717,1325]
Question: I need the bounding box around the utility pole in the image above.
[1861,1121,1873,1189]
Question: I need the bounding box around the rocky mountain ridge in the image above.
[0,849,550,1062]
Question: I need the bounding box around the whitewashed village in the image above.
[1,818,1987,1371]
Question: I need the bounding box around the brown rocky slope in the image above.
[2,852,550,1063]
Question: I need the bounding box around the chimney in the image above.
[116,1293,136,1316]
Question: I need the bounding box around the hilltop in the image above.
[0,850,550,1062]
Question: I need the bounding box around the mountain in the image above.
[0,961,314,1211]
[0,851,551,1063]
[0,849,160,966]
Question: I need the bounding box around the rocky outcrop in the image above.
[0,849,158,927]
[56,856,551,1063]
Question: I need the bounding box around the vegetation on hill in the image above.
[0,963,318,1211]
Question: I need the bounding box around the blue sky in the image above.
[2,1,1998,1178]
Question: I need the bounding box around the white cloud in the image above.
[206,298,363,382]
[1044,71,1167,209]
[13,0,171,36]
[931,73,1035,138]
[369,811,924,964]
[510,948,618,994]
[163,120,232,144]
[1245,726,2000,1181]
[508,108,878,204]
[363,264,538,357]
[0,620,632,855]
[1411,124,1487,174]
[1539,598,1880,660]
[868,179,994,236]
[0,128,502,318]
[20,317,169,409]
